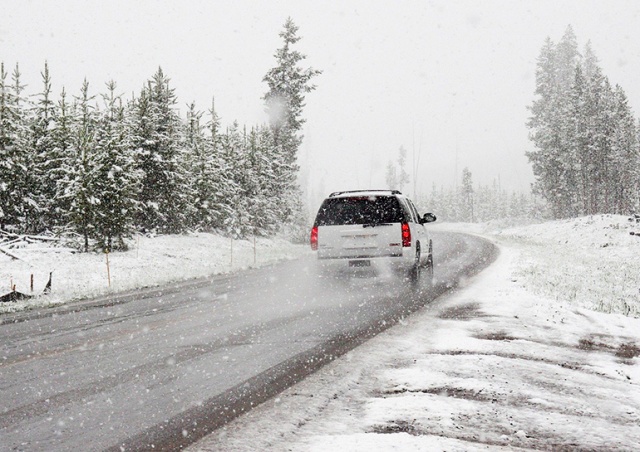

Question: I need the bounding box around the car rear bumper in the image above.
[315,251,414,276]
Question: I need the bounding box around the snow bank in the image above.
[433,215,640,317]
[0,233,307,314]
[497,215,639,316]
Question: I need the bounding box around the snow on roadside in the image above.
[503,215,640,317]
[437,214,640,316]
[190,216,640,451]
[0,233,307,314]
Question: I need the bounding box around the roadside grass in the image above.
[494,215,640,317]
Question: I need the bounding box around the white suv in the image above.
[310,190,436,281]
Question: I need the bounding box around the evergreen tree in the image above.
[527,27,583,218]
[385,162,397,190]
[183,102,208,230]
[385,146,410,192]
[263,18,321,224]
[238,125,260,237]
[131,68,190,233]
[92,81,140,250]
[50,88,75,228]
[6,64,36,232]
[555,25,580,92]
[30,62,58,230]
[397,146,410,192]
[183,100,235,232]
[528,28,639,218]
[460,167,474,222]
[527,38,562,216]
[581,47,609,214]
[0,62,21,230]
[65,79,98,251]
[567,63,588,214]
[593,77,616,213]
[263,18,321,159]
[610,86,640,213]
[247,125,283,236]
[219,121,246,238]
[203,98,234,230]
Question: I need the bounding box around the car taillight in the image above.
[401,222,411,247]
[310,226,318,250]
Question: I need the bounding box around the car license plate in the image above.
[349,260,370,267]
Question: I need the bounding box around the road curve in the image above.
[0,231,497,451]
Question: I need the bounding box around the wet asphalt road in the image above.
[0,231,497,451]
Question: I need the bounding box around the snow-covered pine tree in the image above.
[219,122,247,238]
[594,77,616,213]
[65,79,98,251]
[91,80,140,250]
[527,38,561,217]
[243,125,263,236]
[460,167,474,222]
[552,26,582,217]
[385,146,410,193]
[262,18,321,225]
[579,45,609,214]
[183,100,237,233]
[50,88,75,229]
[263,18,320,161]
[257,124,286,234]
[385,162,397,191]
[527,27,581,218]
[567,62,589,215]
[246,125,283,236]
[203,98,233,231]
[30,61,58,231]
[610,86,640,213]
[264,121,306,235]
[555,26,580,92]
[528,28,640,218]
[131,68,190,234]
[0,62,22,231]
[7,64,39,233]
[183,102,209,230]
[397,146,410,193]
[473,184,489,222]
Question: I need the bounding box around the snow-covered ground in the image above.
[188,215,640,451]
[2,216,639,450]
[0,233,305,314]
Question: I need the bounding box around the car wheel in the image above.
[408,244,421,284]
[425,240,434,283]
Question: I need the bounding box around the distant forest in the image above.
[0,18,320,251]
[397,26,639,224]
[419,168,540,223]
[527,25,640,219]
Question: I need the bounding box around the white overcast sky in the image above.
[2,0,640,205]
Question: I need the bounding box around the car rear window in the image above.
[314,196,406,226]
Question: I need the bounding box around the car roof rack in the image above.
[329,189,402,197]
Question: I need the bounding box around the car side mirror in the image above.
[421,213,437,224]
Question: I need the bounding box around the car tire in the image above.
[408,243,421,284]
[425,240,434,283]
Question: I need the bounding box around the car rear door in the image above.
[314,196,404,259]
